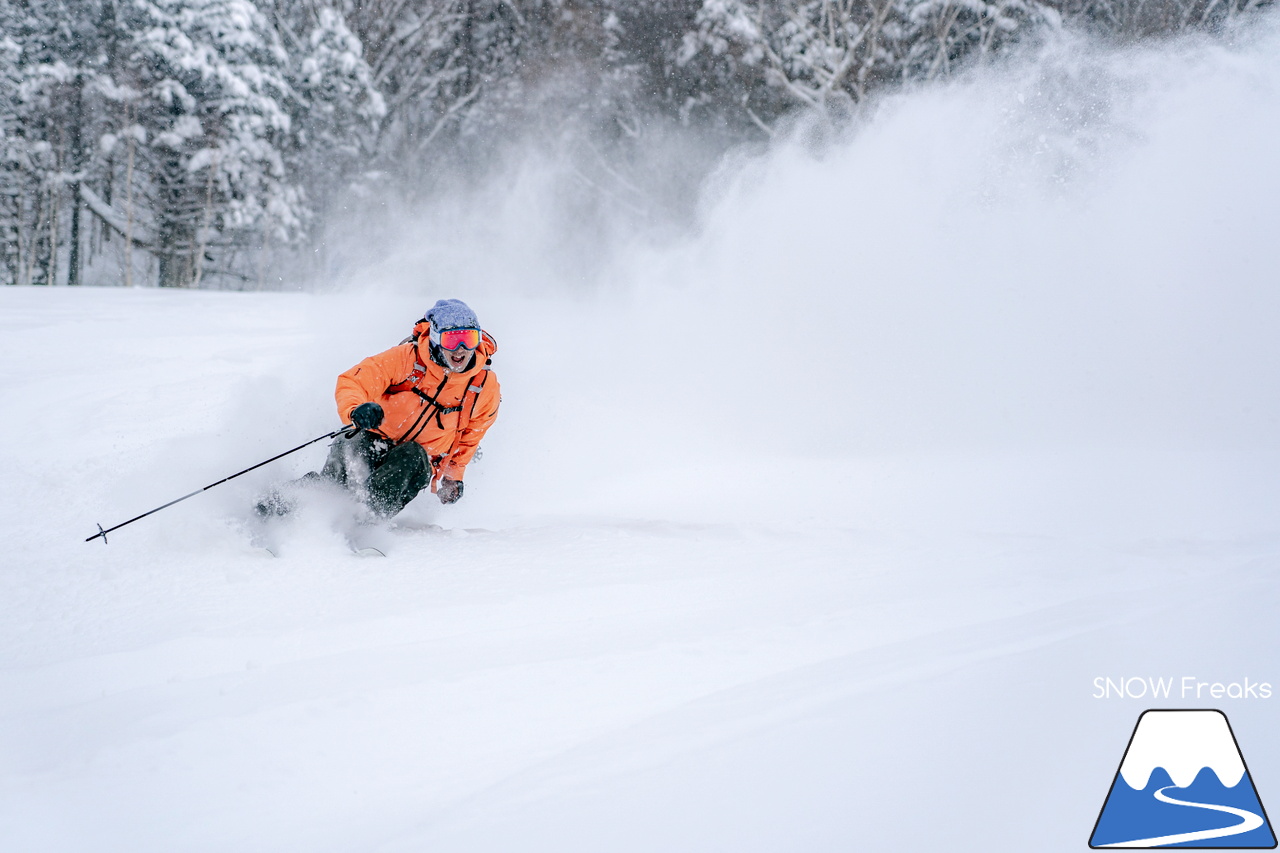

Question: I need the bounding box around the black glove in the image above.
[437,477,464,505]
[350,402,384,430]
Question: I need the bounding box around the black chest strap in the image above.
[396,375,453,444]
[386,350,490,447]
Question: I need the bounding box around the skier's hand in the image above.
[351,402,384,430]
[437,477,464,505]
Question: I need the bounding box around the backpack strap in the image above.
[433,358,493,491]
[385,350,468,428]
[384,352,428,394]
[397,375,450,446]
[455,363,491,435]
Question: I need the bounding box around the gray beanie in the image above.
[425,299,479,332]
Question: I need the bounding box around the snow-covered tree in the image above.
[0,0,1270,290]
[280,5,384,184]
[1054,0,1268,36]
[0,0,115,285]
[328,0,561,184]
[107,0,298,287]
[680,0,1055,131]
[900,0,1057,80]
[331,0,477,176]
[258,1,384,284]
[0,17,27,285]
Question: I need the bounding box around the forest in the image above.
[0,0,1269,289]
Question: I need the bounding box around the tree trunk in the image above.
[67,77,85,286]
[0,159,18,285]
[68,195,82,285]
[157,249,186,288]
[155,150,195,288]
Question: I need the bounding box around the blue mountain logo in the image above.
[1091,709,1277,848]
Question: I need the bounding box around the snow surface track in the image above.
[4,15,1280,853]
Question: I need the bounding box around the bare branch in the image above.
[79,184,153,250]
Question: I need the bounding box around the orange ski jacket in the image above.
[334,323,500,483]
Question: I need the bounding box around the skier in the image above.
[258,299,500,519]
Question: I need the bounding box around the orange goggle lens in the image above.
[437,327,481,351]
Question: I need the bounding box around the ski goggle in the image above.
[433,327,481,351]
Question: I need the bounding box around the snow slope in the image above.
[3,17,1280,853]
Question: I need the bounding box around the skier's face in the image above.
[441,346,473,372]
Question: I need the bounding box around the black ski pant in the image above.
[320,430,432,518]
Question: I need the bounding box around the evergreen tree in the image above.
[0,0,110,285]
[0,9,26,285]
[115,0,297,287]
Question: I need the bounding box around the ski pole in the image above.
[85,425,356,544]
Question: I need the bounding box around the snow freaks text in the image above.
[1093,677,1273,700]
